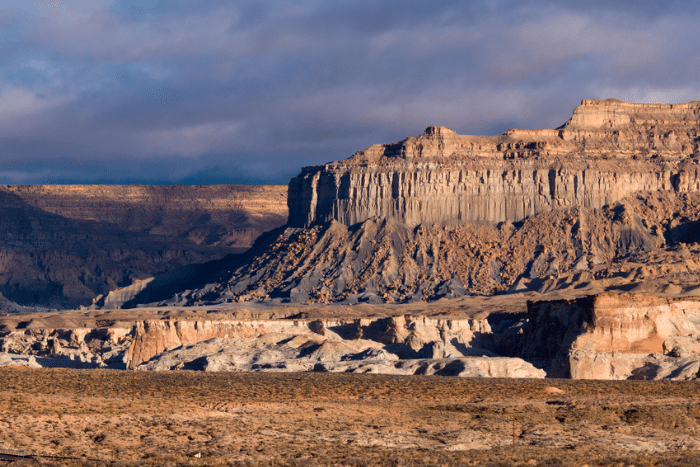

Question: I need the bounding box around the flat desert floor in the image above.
[2,370,700,465]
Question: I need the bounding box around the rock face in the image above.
[0,324,133,369]
[126,315,500,369]
[6,292,700,380]
[524,293,700,379]
[0,312,543,378]
[127,190,700,305]
[289,99,700,228]
[121,99,700,307]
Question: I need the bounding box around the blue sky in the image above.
[1,0,699,184]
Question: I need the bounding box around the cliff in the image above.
[289,99,700,227]
[0,311,540,377]
[121,190,700,305]
[99,99,700,306]
[524,293,700,379]
[6,293,700,380]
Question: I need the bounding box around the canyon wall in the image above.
[289,99,700,227]
[2,185,287,250]
[524,293,700,379]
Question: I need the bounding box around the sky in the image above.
[1,0,699,185]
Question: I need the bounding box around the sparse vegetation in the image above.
[2,369,700,465]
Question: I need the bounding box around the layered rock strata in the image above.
[289,99,700,227]
[120,190,700,305]
[0,313,540,377]
[6,291,700,379]
[524,293,700,379]
[2,185,287,250]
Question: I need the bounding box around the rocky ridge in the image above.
[6,99,700,381]
[5,292,700,380]
[2,185,287,250]
[525,293,700,380]
[0,310,540,377]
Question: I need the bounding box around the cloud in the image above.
[139,120,246,157]
[0,84,76,127]
[0,0,699,184]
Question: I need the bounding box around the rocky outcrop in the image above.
[5,291,700,380]
[139,338,544,378]
[524,293,700,379]
[125,315,497,369]
[0,313,541,377]
[289,99,700,228]
[0,324,133,368]
[122,99,700,307]
[0,352,42,368]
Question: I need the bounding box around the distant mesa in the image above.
[0,185,287,310]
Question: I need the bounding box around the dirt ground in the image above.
[2,370,700,466]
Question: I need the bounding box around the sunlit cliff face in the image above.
[289,99,700,228]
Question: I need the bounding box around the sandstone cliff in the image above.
[6,292,700,380]
[289,99,700,227]
[120,190,700,306]
[0,311,541,378]
[524,293,700,379]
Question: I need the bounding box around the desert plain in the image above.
[4,368,700,466]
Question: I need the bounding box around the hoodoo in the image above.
[289,99,700,227]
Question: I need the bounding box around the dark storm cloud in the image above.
[0,0,699,184]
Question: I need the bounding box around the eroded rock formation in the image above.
[289,99,700,227]
[5,292,700,380]
[0,312,541,377]
[525,293,700,379]
[119,99,700,307]
[121,190,700,306]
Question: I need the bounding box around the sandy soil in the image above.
[2,369,700,466]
